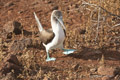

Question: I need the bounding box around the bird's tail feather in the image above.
[34,12,44,32]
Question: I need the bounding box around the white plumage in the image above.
[34,10,75,61]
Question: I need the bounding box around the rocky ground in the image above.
[0,0,120,80]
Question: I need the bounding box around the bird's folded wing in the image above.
[39,28,55,45]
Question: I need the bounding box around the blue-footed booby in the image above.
[34,10,75,61]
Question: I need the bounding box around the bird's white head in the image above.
[51,10,66,31]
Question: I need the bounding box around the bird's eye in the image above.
[53,17,57,21]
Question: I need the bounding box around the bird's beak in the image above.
[54,15,66,30]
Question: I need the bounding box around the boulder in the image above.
[3,21,23,39]
[9,38,32,52]
[0,54,21,75]
[98,66,120,79]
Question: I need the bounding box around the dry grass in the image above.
[0,0,120,80]
[65,0,120,51]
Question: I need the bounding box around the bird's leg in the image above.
[46,49,56,62]
[62,48,76,55]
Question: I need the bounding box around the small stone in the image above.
[47,1,52,3]
[43,76,50,80]
[74,27,86,34]
[18,10,24,14]
[102,76,111,80]
[45,0,53,4]
[90,68,97,73]
[13,21,23,35]
[99,54,105,66]
[52,6,59,10]
[4,21,14,33]
[4,1,14,8]
[72,64,80,71]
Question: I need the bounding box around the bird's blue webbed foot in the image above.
[46,57,56,62]
[62,49,76,55]
[46,51,56,62]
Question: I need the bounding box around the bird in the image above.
[34,10,75,61]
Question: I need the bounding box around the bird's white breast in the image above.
[54,23,65,44]
[46,22,65,49]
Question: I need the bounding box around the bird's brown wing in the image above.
[39,28,55,45]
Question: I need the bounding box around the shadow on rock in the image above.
[66,47,120,61]
[23,30,32,36]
